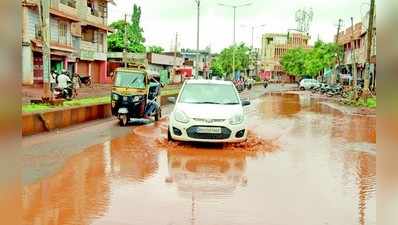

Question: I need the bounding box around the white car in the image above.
[299,78,320,90]
[168,79,250,143]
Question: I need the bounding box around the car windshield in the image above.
[114,72,146,89]
[178,83,240,105]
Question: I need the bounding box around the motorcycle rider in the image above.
[57,70,71,89]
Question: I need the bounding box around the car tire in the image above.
[167,128,174,141]
[300,87,305,91]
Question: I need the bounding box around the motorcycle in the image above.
[233,80,245,92]
[53,81,74,100]
[77,74,92,87]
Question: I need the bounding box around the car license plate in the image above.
[196,127,222,134]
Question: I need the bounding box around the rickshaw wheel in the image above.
[119,114,128,126]
[155,108,161,121]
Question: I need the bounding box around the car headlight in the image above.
[112,94,119,101]
[229,113,244,125]
[174,110,190,123]
[132,96,142,102]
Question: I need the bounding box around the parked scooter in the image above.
[77,74,92,87]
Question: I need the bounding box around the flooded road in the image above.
[21,93,376,225]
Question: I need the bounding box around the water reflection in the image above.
[259,93,301,117]
[166,149,248,199]
[22,145,110,225]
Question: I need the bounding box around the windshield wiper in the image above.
[224,102,239,105]
[194,101,221,104]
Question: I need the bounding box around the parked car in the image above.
[168,79,250,143]
[299,79,320,90]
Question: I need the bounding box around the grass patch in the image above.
[342,96,376,109]
[22,96,111,113]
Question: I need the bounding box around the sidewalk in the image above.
[22,84,112,104]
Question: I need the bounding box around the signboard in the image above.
[150,53,183,66]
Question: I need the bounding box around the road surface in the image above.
[20,84,376,225]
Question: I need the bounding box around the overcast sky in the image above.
[108,0,369,53]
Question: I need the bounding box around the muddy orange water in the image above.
[21,94,376,225]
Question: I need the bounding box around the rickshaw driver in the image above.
[143,75,163,119]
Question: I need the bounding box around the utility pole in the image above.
[194,0,200,79]
[364,0,375,100]
[350,17,358,100]
[219,2,252,80]
[332,18,343,84]
[172,32,178,83]
[39,0,51,99]
[123,14,128,68]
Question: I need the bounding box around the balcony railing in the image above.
[60,0,76,8]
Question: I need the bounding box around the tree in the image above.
[210,58,224,77]
[147,45,164,54]
[280,48,307,77]
[214,43,250,76]
[281,41,343,78]
[107,4,145,53]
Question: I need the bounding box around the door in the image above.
[33,53,43,85]
[91,61,100,83]
[77,61,89,77]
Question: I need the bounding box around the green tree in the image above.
[280,48,307,77]
[215,43,250,76]
[108,4,145,53]
[210,58,224,77]
[281,41,343,78]
[147,45,164,54]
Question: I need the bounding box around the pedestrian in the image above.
[72,73,80,97]
[57,71,71,89]
[50,70,57,92]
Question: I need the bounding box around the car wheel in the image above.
[167,128,174,141]
[300,87,305,91]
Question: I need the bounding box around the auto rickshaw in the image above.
[111,62,162,126]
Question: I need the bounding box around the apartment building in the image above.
[260,32,310,83]
[335,19,376,84]
[22,0,114,86]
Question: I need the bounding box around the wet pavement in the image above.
[20,90,376,225]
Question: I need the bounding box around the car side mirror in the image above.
[241,100,251,106]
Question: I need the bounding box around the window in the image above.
[60,0,76,8]
[82,28,95,42]
[58,21,68,45]
[179,84,240,105]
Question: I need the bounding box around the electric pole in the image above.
[172,32,178,82]
[332,18,343,84]
[123,14,128,68]
[219,2,252,80]
[364,0,375,100]
[39,0,51,99]
[194,0,200,79]
[350,17,358,100]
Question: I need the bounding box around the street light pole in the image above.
[219,2,252,80]
[194,0,200,79]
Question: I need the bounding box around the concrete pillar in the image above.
[22,6,34,85]
[22,47,34,85]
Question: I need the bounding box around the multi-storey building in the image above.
[260,32,310,83]
[22,0,114,86]
[335,18,376,85]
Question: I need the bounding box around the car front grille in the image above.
[186,126,231,140]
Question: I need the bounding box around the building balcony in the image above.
[79,40,106,61]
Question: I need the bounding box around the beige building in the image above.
[22,0,114,86]
[335,20,376,84]
[260,32,310,83]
